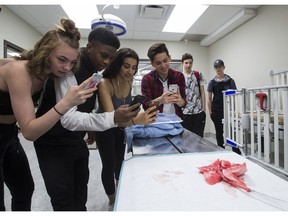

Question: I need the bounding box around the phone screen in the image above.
[84,73,102,89]
[169,84,178,93]
[129,95,146,107]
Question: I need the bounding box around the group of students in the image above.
[0,17,241,211]
[139,43,241,155]
[0,18,157,211]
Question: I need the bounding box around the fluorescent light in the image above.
[162,4,208,33]
[61,4,99,29]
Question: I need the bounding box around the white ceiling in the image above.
[5,4,260,46]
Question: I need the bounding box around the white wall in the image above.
[0,6,42,58]
[205,5,288,133]
[208,5,288,89]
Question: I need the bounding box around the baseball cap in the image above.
[214,59,224,67]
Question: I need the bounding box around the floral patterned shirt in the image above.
[182,70,206,115]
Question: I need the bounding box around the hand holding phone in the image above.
[129,95,147,107]
[148,100,159,117]
[84,73,102,89]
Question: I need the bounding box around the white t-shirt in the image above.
[54,71,116,131]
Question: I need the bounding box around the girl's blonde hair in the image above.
[16,18,81,79]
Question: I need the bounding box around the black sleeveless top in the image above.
[97,79,132,113]
[0,89,42,115]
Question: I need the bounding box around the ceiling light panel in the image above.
[162,4,208,33]
[61,4,99,29]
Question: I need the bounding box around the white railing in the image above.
[223,85,288,175]
[270,66,288,86]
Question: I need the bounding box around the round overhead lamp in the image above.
[91,14,127,36]
[91,5,127,36]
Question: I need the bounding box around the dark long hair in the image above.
[102,48,139,78]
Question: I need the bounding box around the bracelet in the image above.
[132,118,135,125]
[53,106,64,116]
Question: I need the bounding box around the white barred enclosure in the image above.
[223,67,288,175]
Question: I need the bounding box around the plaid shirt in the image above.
[141,68,186,118]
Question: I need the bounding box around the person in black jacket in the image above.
[207,59,241,155]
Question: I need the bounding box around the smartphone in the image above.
[148,100,159,117]
[129,95,147,107]
[169,84,178,93]
[84,73,102,89]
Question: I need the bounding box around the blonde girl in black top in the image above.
[0,18,96,211]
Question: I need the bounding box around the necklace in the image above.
[117,78,126,105]
[116,78,132,105]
